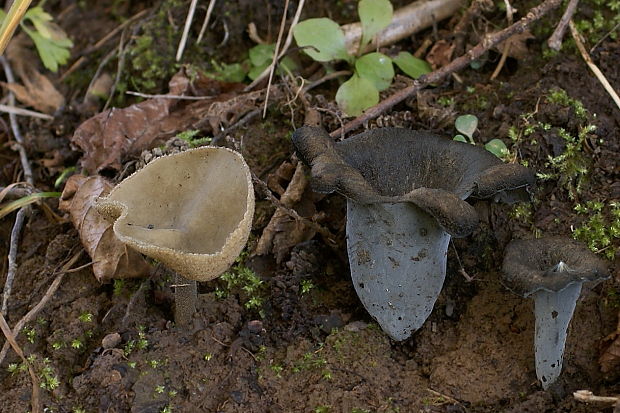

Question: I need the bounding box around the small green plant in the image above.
[300,279,315,295]
[270,364,283,377]
[175,130,212,148]
[453,114,509,158]
[39,358,60,391]
[0,5,73,72]
[23,326,36,344]
[572,201,620,260]
[217,253,266,315]
[149,359,162,369]
[113,279,125,296]
[72,407,87,413]
[208,43,295,83]
[204,352,213,361]
[160,405,173,413]
[78,312,93,323]
[293,0,431,115]
[71,338,84,350]
[136,326,149,350]
[51,341,64,350]
[155,385,165,394]
[314,406,331,413]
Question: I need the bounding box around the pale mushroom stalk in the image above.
[96,147,254,328]
[501,237,609,389]
[293,126,535,340]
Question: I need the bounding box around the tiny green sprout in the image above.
[322,370,333,380]
[204,352,213,361]
[128,361,137,369]
[300,279,315,295]
[270,364,283,377]
[124,340,136,356]
[168,389,178,398]
[7,363,19,374]
[160,405,173,413]
[78,312,93,323]
[454,114,478,144]
[351,409,371,413]
[54,166,76,188]
[314,406,331,413]
[27,354,36,363]
[437,96,455,107]
[113,279,125,296]
[149,359,161,368]
[71,339,83,350]
[72,407,87,413]
[136,331,149,350]
[36,317,47,326]
[155,385,165,394]
[24,326,36,344]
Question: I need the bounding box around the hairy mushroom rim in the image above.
[96,146,254,327]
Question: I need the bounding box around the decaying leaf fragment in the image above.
[70,69,280,174]
[3,35,64,114]
[59,175,150,282]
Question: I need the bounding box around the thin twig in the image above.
[176,0,198,61]
[0,250,83,366]
[0,104,53,120]
[547,0,579,51]
[330,0,563,138]
[0,312,40,413]
[0,56,33,184]
[125,90,214,100]
[103,26,129,112]
[302,70,352,93]
[122,278,150,327]
[590,21,620,53]
[82,46,117,104]
[196,0,217,44]
[490,0,514,80]
[2,207,26,316]
[245,0,305,91]
[262,0,290,118]
[569,20,620,110]
[574,390,619,405]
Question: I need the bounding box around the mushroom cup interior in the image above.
[96,147,254,281]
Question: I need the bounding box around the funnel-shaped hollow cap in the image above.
[501,237,610,297]
[292,126,535,237]
[96,146,254,281]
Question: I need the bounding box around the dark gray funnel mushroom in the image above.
[293,126,534,340]
[501,237,609,389]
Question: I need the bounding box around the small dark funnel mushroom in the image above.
[96,147,254,327]
[293,126,534,340]
[501,237,609,389]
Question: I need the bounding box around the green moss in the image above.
[572,201,620,259]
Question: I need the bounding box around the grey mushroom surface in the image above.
[501,236,609,390]
[292,126,535,340]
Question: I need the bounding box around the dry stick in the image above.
[0,312,40,413]
[330,0,563,138]
[1,56,34,320]
[490,0,514,80]
[0,250,83,366]
[547,0,579,51]
[196,0,217,44]
[574,390,619,405]
[262,0,290,118]
[125,91,215,100]
[0,104,53,120]
[60,8,149,81]
[176,0,198,61]
[569,20,620,110]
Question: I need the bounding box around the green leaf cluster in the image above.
[293,0,431,116]
[453,114,509,159]
[209,43,296,83]
[0,6,73,72]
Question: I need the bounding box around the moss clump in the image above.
[573,201,620,260]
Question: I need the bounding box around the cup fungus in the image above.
[96,146,254,326]
[501,237,609,390]
[292,126,535,340]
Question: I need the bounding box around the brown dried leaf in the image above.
[426,40,455,70]
[494,30,535,60]
[59,175,150,282]
[4,34,64,114]
[70,69,266,173]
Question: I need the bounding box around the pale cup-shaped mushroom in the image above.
[96,146,254,326]
[501,237,609,389]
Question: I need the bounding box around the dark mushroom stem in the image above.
[173,273,197,327]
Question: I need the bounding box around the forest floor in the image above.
[0,0,619,412]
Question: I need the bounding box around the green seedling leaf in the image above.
[359,0,393,50]
[484,138,509,158]
[249,44,275,67]
[455,114,478,141]
[25,29,72,72]
[336,74,379,117]
[0,192,61,219]
[392,51,431,79]
[21,6,73,72]
[355,52,394,91]
[293,18,350,62]
[453,135,468,143]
